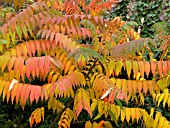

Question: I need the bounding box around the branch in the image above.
[49,98,74,128]
[85,58,98,78]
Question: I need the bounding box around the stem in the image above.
[85,58,98,78]
[50,99,74,128]
[18,107,22,128]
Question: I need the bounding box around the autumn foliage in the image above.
[0,0,170,127]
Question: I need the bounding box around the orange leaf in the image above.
[138,61,145,78]
[131,81,137,94]
[150,61,156,76]
[8,56,16,72]
[162,61,168,76]
[144,61,150,78]
[127,80,132,94]
[143,81,148,95]
[157,61,163,77]
[137,81,142,94]
[15,84,22,104]
[147,81,153,93]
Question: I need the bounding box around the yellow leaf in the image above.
[162,120,169,128]
[130,108,136,122]
[91,99,98,113]
[41,107,44,121]
[115,61,123,76]
[121,109,125,122]
[152,112,161,128]
[132,61,139,78]
[125,108,131,123]
[149,108,154,118]
[125,61,132,79]
[157,93,164,107]
[92,122,99,128]
[168,96,170,108]
[155,93,160,102]
[139,94,144,105]
[108,60,115,76]
[85,121,92,128]
[116,105,120,120]
[104,121,112,128]
[157,117,165,128]
[163,93,168,108]
[98,100,104,114]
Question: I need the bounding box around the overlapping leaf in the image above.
[48,97,65,113]
[29,107,44,128]
[50,72,85,98]
[73,88,92,118]
[0,79,49,106]
[58,108,74,128]
[111,38,157,59]
[0,55,53,80]
[105,59,170,78]
[90,99,170,128]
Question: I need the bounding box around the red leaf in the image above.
[116,91,124,100]
[34,86,41,103]
[108,90,116,103]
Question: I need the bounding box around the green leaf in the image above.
[108,110,118,126]
[115,98,122,109]
[81,51,89,61]
[16,26,22,40]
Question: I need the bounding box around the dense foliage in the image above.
[0,0,169,128]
